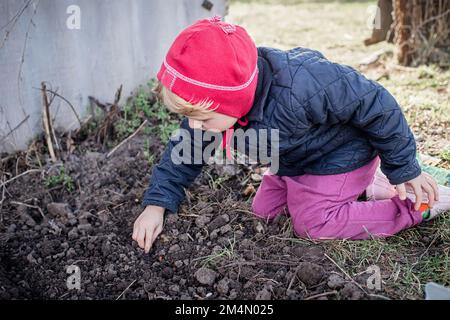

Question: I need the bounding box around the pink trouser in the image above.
[251,156,423,240]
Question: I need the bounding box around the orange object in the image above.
[419,203,429,212]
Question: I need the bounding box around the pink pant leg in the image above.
[252,169,288,221]
[285,157,423,240]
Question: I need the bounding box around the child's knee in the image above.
[293,223,323,239]
[293,223,335,240]
[291,209,330,239]
[251,201,286,220]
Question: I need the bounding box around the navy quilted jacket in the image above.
[142,46,421,214]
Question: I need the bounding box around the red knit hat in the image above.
[156,16,258,159]
[157,15,258,118]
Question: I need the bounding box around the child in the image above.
[132,16,449,253]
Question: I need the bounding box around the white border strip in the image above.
[163,58,258,91]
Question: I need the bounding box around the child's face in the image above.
[187,111,237,133]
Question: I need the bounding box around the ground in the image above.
[0,0,448,300]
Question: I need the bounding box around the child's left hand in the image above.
[396,172,440,211]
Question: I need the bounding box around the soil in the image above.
[0,124,380,300]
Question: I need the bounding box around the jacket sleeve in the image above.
[141,117,219,214]
[303,64,421,185]
[350,81,421,185]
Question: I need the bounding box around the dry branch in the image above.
[94,85,123,147]
[33,86,82,126]
[394,0,450,66]
[41,82,57,162]
[0,169,43,188]
[10,200,45,220]
[324,253,369,295]
[0,115,30,144]
[106,119,148,159]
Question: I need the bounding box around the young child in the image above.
[132,16,449,252]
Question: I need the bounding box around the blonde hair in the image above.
[152,80,218,117]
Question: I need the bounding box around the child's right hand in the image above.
[396,172,439,211]
[132,205,165,253]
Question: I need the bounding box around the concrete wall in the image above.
[0,0,228,153]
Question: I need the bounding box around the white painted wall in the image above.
[0,0,228,153]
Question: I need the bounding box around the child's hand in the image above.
[396,172,440,211]
[132,205,165,253]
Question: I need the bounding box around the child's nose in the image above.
[188,119,203,129]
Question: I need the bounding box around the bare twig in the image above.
[0,177,6,221]
[106,120,148,158]
[410,233,439,271]
[59,292,70,299]
[41,82,57,162]
[0,115,30,143]
[0,0,33,48]
[17,0,40,135]
[35,84,79,152]
[393,1,450,66]
[43,87,61,152]
[368,293,391,300]
[305,290,338,300]
[0,169,42,188]
[33,86,82,126]
[88,96,108,114]
[116,279,136,300]
[10,200,45,220]
[324,253,368,295]
[94,85,124,146]
[286,269,298,292]
[113,84,122,106]
[416,8,450,30]
[219,259,298,269]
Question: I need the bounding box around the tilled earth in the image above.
[0,128,379,300]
